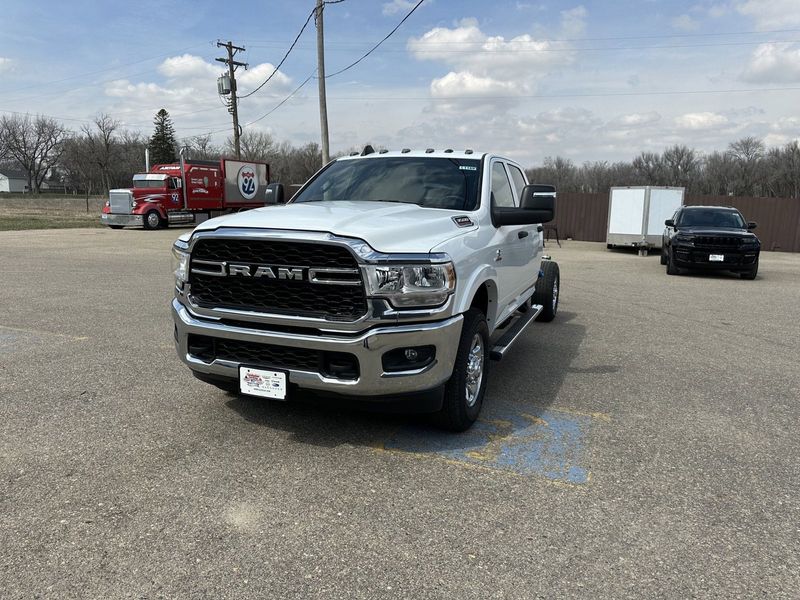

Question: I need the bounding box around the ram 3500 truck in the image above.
[101,158,269,230]
[171,149,560,431]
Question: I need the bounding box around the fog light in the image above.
[382,346,436,373]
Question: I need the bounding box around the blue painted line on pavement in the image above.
[384,407,594,483]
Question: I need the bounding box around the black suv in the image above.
[662,206,760,279]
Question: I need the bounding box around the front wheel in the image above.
[666,249,680,275]
[143,210,164,230]
[532,260,560,322]
[437,308,490,432]
[740,259,759,280]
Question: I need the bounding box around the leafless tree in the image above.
[0,114,68,192]
[183,134,220,160]
[727,136,766,196]
[661,145,699,189]
[80,113,121,192]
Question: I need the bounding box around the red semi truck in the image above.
[101,158,270,229]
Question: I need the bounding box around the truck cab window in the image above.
[491,162,515,208]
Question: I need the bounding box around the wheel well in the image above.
[470,284,489,318]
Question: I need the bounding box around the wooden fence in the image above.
[550,192,800,252]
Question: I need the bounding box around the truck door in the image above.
[506,162,541,283]
[487,160,535,316]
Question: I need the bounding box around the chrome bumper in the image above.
[101,213,143,227]
[172,298,463,397]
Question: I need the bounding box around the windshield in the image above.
[133,179,167,189]
[292,157,482,211]
[678,209,746,228]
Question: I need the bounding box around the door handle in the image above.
[518,231,529,239]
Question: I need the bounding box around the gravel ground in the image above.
[1,228,798,599]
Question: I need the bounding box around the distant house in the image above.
[0,169,29,193]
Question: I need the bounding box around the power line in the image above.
[239,0,347,100]
[319,86,800,101]
[244,27,800,46]
[324,0,426,78]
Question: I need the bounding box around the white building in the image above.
[0,169,29,193]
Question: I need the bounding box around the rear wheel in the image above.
[660,245,668,265]
[437,308,489,432]
[143,210,164,230]
[532,261,560,322]
[740,258,758,280]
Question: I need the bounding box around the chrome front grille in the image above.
[188,238,368,321]
[109,191,132,214]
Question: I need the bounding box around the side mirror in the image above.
[265,182,285,205]
[747,221,757,230]
[519,184,555,223]
[665,219,675,227]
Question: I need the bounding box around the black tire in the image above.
[108,225,124,230]
[532,261,560,322]
[143,210,164,230]
[666,248,679,275]
[437,308,490,432]
[606,243,613,250]
[660,245,668,265]
[740,258,758,280]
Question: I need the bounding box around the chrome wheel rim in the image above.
[552,278,559,312]
[147,213,160,228]
[465,334,485,408]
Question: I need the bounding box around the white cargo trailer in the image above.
[606,186,684,254]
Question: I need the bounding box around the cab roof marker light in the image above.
[444,148,453,153]
[379,149,389,154]
[465,149,473,154]
[425,148,434,153]
[401,148,411,153]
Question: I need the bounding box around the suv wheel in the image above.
[532,260,560,322]
[438,308,490,432]
[740,258,759,280]
[660,245,668,265]
[666,249,680,275]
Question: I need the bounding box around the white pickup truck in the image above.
[171,148,560,431]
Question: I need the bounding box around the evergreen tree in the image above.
[148,109,177,164]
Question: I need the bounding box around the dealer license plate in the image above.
[709,254,725,262]
[239,366,287,400]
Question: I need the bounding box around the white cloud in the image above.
[672,14,700,31]
[382,0,423,16]
[736,0,800,30]
[559,6,588,38]
[0,57,12,73]
[675,112,729,129]
[408,8,587,109]
[742,43,800,83]
[158,54,219,80]
[614,112,662,127]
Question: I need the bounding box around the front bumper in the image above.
[101,213,143,227]
[172,298,463,397]
[672,246,759,271]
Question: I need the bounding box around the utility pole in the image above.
[315,0,331,165]
[216,40,247,159]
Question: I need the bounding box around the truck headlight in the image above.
[363,262,456,307]
[172,246,190,285]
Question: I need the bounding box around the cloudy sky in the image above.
[1,0,799,166]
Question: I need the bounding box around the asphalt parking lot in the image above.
[2,228,798,599]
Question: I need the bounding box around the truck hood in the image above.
[193,200,477,253]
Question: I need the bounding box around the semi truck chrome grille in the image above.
[188,238,368,320]
[187,334,359,380]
